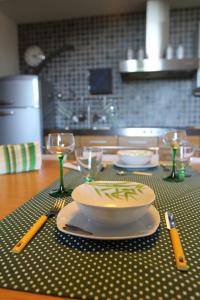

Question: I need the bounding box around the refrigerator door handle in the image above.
[0,110,14,116]
[0,100,14,106]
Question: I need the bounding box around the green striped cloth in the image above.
[0,142,42,174]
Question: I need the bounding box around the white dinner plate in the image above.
[56,202,160,240]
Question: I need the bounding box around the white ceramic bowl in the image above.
[117,150,153,165]
[71,181,155,226]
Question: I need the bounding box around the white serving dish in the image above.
[71,181,155,226]
[57,202,160,240]
[117,150,153,165]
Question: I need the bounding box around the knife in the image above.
[63,224,93,235]
[165,211,189,271]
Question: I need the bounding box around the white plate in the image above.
[114,161,159,169]
[114,154,159,169]
[56,202,160,240]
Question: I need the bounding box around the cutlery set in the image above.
[11,201,189,272]
[11,170,189,272]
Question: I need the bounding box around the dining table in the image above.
[0,158,200,300]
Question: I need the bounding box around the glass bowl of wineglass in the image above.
[75,147,103,183]
[162,130,188,182]
[47,132,75,197]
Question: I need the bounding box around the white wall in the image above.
[0,10,19,77]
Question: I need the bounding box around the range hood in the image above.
[119,0,199,80]
[193,22,200,96]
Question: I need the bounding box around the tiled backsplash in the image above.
[18,8,200,129]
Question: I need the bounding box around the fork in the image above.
[11,199,65,253]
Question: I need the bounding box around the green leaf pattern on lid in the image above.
[90,182,145,201]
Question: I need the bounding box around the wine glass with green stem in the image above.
[75,147,103,183]
[162,130,188,182]
[47,133,75,197]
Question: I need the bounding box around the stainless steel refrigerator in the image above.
[0,75,42,146]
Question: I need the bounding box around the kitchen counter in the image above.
[44,127,200,137]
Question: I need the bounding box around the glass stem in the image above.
[58,154,65,191]
[171,147,177,178]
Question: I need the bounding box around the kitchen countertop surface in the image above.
[44,127,200,136]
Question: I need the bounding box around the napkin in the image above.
[0,142,42,174]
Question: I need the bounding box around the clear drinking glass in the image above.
[75,147,103,182]
[47,132,75,197]
[176,144,195,178]
[162,130,188,182]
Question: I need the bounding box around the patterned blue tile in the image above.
[18,8,200,129]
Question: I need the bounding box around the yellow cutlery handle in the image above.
[11,215,48,253]
[132,171,152,176]
[170,228,189,271]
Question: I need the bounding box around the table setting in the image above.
[0,131,200,300]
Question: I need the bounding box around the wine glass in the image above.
[75,147,103,183]
[176,144,195,178]
[47,133,75,197]
[162,130,188,182]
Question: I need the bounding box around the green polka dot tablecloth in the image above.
[0,166,200,300]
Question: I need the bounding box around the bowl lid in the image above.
[117,150,153,157]
[72,181,155,208]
